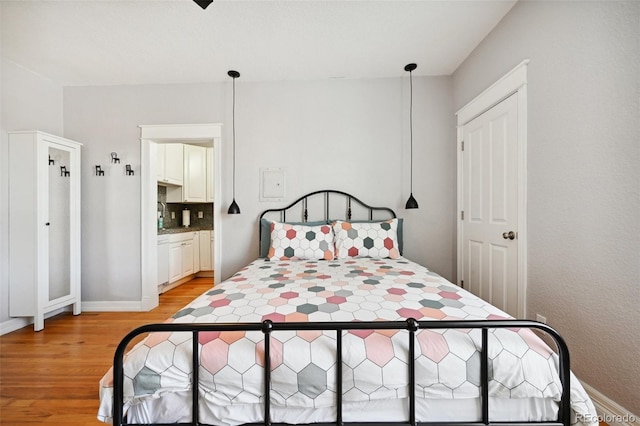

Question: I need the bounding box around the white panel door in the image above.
[461,94,519,317]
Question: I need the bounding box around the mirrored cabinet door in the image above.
[8,131,82,331]
[48,146,72,301]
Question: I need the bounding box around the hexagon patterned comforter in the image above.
[98,257,597,425]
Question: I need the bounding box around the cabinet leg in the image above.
[73,302,81,316]
[34,315,44,332]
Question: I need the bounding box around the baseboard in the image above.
[158,274,195,294]
[582,382,640,426]
[1,317,33,335]
[81,301,144,312]
[1,301,151,335]
[1,307,66,335]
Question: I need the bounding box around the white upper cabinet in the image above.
[166,144,208,203]
[8,131,82,331]
[157,143,184,186]
[183,144,207,203]
[156,143,166,181]
[206,147,214,202]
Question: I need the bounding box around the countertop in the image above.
[157,226,213,235]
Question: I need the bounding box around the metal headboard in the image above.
[259,190,397,255]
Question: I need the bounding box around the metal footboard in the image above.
[112,319,571,426]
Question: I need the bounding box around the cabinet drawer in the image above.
[169,232,194,243]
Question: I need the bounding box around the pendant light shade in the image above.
[227,70,241,215]
[404,63,419,209]
[405,193,419,209]
[228,199,240,214]
[193,0,213,9]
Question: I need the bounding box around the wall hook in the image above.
[110,152,120,163]
[60,166,70,177]
[95,165,105,176]
[125,165,135,176]
[49,155,55,165]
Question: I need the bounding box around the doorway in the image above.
[139,124,222,311]
[456,61,528,319]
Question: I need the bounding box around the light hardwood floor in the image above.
[0,277,213,425]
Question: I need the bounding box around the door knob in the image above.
[502,231,515,240]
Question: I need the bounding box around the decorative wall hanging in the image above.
[110,152,120,163]
[95,165,105,176]
[126,165,135,176]
[60,166,70,177]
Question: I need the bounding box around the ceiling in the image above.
[1,0,517,86]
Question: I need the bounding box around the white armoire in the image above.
[8,131,82,331]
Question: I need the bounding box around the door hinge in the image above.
[461,140,464,151]
[461,211,464,220]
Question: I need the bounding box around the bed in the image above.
[98,190,598,426]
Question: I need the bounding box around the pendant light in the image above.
[227,70,241,215]
[404,63,419,209]
[193,0,213,9]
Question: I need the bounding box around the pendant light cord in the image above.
[232,75,236,199]
[226,69,241,214]
[404,63,419,209]
[409,68,413,194]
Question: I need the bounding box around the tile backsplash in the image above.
[158,185,213,229]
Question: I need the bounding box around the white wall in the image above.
[453,0,639,415]
[63,83,223,302]
[0,57,64,326]
[62,76,455,303]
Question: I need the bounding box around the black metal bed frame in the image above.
[112,319,571,426]
[259,189,397,255]
[259,189,397,222]
[112,191,571,426]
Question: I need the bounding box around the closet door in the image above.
[460,94,520,318]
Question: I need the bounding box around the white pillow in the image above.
[268,221,335,260]
[332,218,400,259]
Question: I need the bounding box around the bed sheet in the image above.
[123,394,563,425]
[98,257,597,425]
